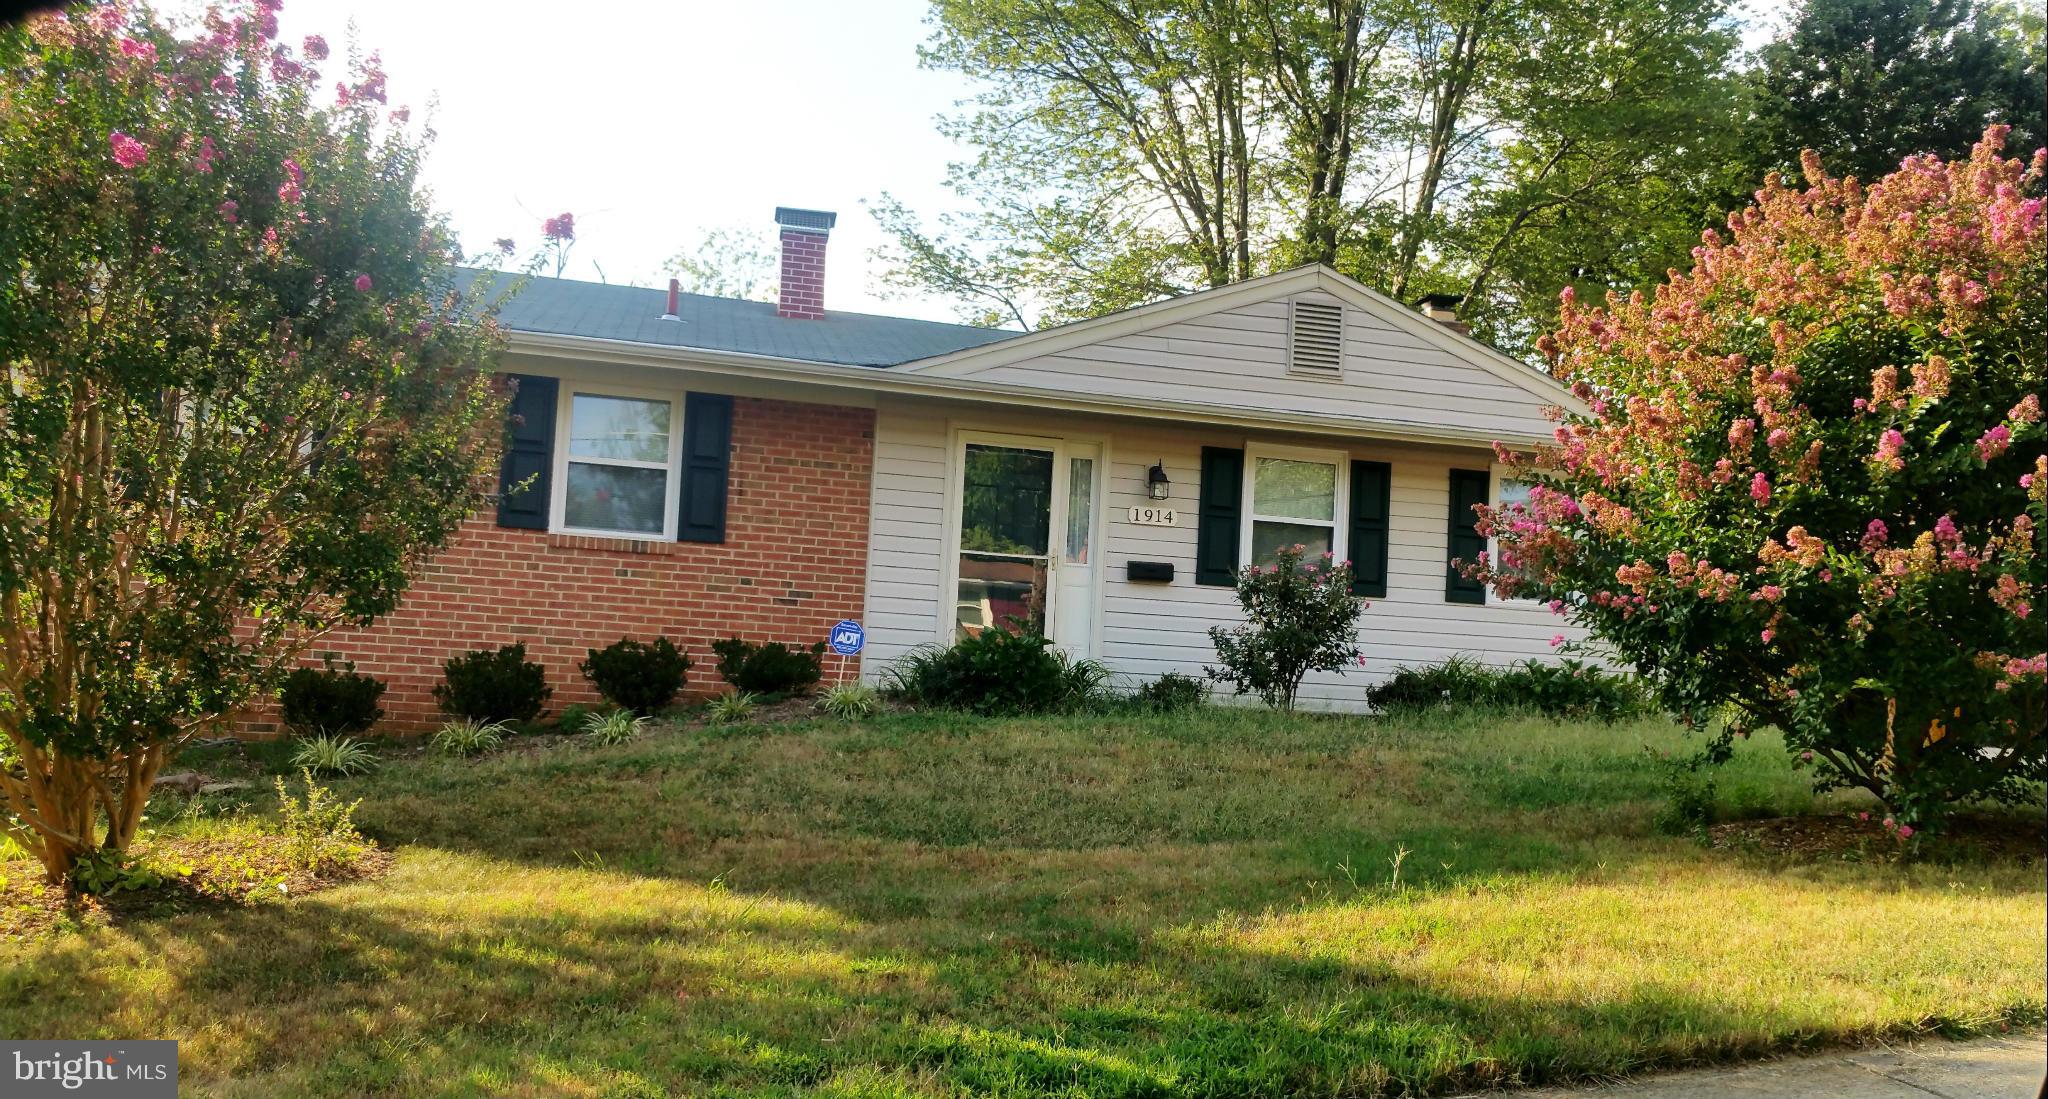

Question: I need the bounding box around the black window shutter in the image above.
[1195,446,1245,586]
[677,392,733,543]
[1348,460,1391,598]
[1446,468,1489,604]
[495,374,557,530]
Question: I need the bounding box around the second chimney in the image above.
[1417,292,1470,335]
[774,206,837,320]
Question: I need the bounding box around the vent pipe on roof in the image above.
[661,278,680,322]
[774,206,836,320]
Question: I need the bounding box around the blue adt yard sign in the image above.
[829,620,865,656]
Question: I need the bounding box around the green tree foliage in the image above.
[874,0,1740,351]
[0,2,509,882]
[1483,132,2045,836]
[662,226,779,303]
[1749,0,2047,184]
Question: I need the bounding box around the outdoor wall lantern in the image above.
[1146,462,1171,500]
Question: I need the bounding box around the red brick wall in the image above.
[262,395,873,733]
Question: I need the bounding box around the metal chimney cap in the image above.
[774,207,838,233]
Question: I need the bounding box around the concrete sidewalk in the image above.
[1458,1032,2046,1098]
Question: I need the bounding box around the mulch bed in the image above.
[1708,812,2046,862]
[0,834,391,940]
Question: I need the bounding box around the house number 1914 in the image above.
[1126,506,1178,526]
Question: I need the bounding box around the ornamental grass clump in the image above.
[1479,128,2046,836]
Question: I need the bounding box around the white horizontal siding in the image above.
[860,397,1591,711]
[959,290,1558,443]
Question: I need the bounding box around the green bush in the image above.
[278,656,385,737]
[579,637,690,715]
[1135,672,1208,712]
[1206,543,1366,710]
[884,627,1114,715]
[711,638,826,696]
[274,769,368,875]
[1367,657,1644,722]
[434,643,551,724]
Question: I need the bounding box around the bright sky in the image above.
[265,0,977,319]
[248,0,1797,323]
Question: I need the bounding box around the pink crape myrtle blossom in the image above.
[1473,128,2046,836]
[108,130,147,168]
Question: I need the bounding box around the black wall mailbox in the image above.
[1126,560,1175,583]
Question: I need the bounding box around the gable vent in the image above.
[1288,299,1345,377]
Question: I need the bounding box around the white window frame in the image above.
[1487,463,1542,607]
[1240,443,1349,568]
[550,384,685,541]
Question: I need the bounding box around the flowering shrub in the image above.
[1206,544,1366,710]
[0,2,510,882]
[1483,129,2046,835]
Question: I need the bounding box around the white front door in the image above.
[950,433,1099,658]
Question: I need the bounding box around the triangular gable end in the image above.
[896,265,1579,446]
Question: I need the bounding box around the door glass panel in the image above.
[568,394,670,462]
[956,553,1047,637]
[960,444,1054,555]
[1251,520,1333,564]
[1065,457,1094,563]
[1253,457,1336,521]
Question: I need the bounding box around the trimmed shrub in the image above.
[434,643,551,724]
[278,656,386,737]
[711,638,826,696]
[1366,656,1645,722]
[579,637,690,715]
[1135,672,1208,713]
[884,626,1114,715]
[1206,543,1366,710]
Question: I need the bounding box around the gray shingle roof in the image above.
[456,269,1019,368]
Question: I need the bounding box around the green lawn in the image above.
[2,708,2041,1097]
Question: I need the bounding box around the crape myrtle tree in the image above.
[1478,128,2046,837]
[0,1,511,882]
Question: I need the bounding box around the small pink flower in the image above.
[1896,825,1914,839]
[340,390,353,400]
[353,273,372,292]
[211,73,236,95]
[1549,634,1565,647]
[1800,750,1814,761]
[118,36,155,63]
[1857,811,1870,821]
[108,131,148,169]
[1760,629,1774,644]
[1766,427,1791,449]
[1975,424,2012,461]
[303,34,329,60]
[217,199,238,222]
[1749,472,1771,504]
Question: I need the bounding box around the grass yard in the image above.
[1,708,2041,1097]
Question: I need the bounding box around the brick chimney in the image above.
[1417,292,1470,335]
[774,206,836,319]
